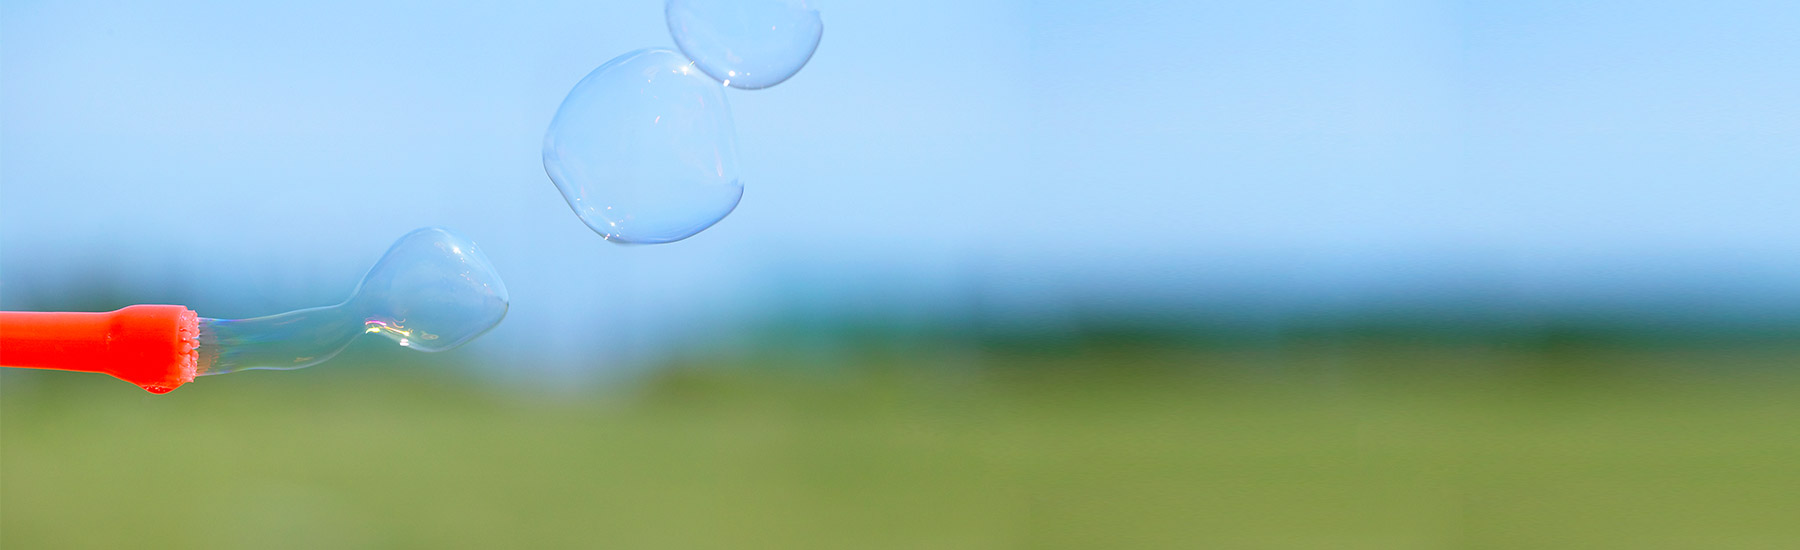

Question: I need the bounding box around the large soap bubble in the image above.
[543,49,744,244]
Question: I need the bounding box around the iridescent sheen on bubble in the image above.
[543,49,743,244]
[197,227,509,375]
[666,0,822,90]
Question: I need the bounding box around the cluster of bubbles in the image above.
[543,0,823,244]
[211,3,820,369]
[174,4,819,381]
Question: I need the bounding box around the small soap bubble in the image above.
[543,48,743,244]
[666,0,822,90]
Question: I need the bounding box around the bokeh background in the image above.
[3,1,1798,547]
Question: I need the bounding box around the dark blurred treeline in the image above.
[6,259,1797,380]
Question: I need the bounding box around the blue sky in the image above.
[3,1,1797,371]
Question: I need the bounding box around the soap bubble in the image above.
[666,0,823,90]
[347,227,509,352]
[543,48,743,244]
[198,227,509,374]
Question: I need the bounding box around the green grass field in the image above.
[4,344,1799,548]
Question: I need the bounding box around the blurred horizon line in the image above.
[6,246,1796,366]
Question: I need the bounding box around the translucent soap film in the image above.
[197,227,509,375]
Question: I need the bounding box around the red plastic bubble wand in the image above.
[0,305,200,393]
